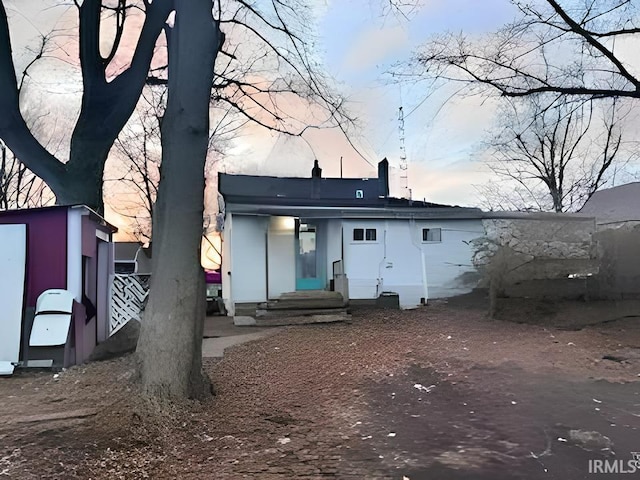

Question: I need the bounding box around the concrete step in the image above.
[254,313,351,327]
[256,308,348,318]
[261,291,346,310]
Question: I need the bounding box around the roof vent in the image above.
[355,190,364,199]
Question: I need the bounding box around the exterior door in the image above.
[296,221,325,290]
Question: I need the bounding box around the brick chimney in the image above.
[378,158,389,198]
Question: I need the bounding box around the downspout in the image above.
[409,217,429,305]
[377,224,387,297]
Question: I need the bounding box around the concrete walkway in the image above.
[201,316,281,358]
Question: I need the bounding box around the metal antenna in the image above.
[398,106,410,199]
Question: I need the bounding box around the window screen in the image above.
[365,228,377,241]
[422,228,442,242]
[353,228,376,241]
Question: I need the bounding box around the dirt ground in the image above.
[1,298,639,479]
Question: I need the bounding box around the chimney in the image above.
[311,159,321,199]
[311,159,322,178]
[378,158,389,198]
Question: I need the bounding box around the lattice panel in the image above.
[109,274,150,336]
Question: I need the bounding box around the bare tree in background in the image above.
[0,143,52,210]
[414,0,640,100]
[478,95,630,212]
[108,87,241,243]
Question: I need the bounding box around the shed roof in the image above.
[0,205,118,232]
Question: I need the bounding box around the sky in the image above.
[221,0,520,206]
[5,0,521,226]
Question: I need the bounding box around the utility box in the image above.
[376,291,400,309]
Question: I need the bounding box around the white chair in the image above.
[28,289,76,368]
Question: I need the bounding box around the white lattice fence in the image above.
[109,274,151,336]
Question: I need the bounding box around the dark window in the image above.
[353,228,377,241]
[115,262,136,274]
[365,228,377,241]
[422,228,442,242]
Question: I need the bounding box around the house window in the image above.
[353,228,377,242]
[365,228,377,241]
[422,228,442,242]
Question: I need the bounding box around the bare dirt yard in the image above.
[1,297,639,479]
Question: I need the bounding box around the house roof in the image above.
[580,182,640,224]
[219,174,384,205]
[218,172,480,216]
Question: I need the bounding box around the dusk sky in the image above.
[224,0,520,206]
[6,0,522,213]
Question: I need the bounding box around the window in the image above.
[422,228,442,242]
[365,228,376,241]
[353,228,377,242]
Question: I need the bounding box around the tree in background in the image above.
[0,142,52,210]
[108,89,237,244]
[415,0,640,100]
[478,95,632,212]
[412,0,640,210]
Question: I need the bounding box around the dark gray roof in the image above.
[218,173,468,211]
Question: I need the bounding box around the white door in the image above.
[0,224,27,375]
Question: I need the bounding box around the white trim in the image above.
[96,229,109,242]
[66,208,83,302]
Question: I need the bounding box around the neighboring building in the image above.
[0,205,117,371]
[218,160,485,313]
[580,182,640,228]
[114,242,152,274]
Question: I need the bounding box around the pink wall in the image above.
[0,208,68,307]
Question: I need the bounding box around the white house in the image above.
[218,160,486,313]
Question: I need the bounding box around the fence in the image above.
[109,274,150,336]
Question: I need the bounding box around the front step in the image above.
[260,290,346,310]
[255,312,351,327]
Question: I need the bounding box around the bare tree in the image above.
[0,142,53,210]
[478,95,630,212]
[135,0,221,400]
[1,0,384,400]
[413,0,640,100]
[107,89,239,243]
[0,0,174,212]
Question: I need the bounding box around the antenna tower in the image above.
[398,106,410,199]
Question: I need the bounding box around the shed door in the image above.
[0,224,27,374]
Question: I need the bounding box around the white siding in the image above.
[343,219,483,307]
[66,208,83,301]
[418,220,484,299]
[342,220,385,299]
[221,213,233,314]
[381,221,424,305]
[325,219,343,279]
[230,215,268,303]
[267,216,296,298]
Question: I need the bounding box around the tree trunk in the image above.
[136,0,221,399]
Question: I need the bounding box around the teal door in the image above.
[296,221,325,290]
